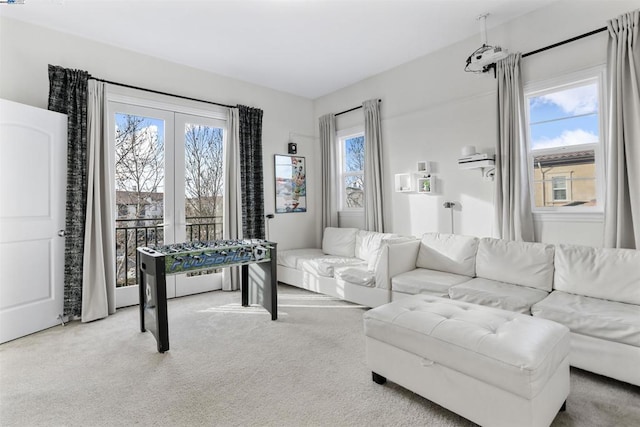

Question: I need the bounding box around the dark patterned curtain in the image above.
[237,105,265,239]
[48,64,89,317]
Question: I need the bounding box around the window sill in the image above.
[533,211,603,223]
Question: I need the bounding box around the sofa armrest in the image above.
[367,238,416,290]
[388,240,420,279]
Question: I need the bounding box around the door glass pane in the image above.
[114,113,165,287]
[184,123,224,242]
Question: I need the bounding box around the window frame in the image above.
[336,126,365,212]
[523,66,606,220]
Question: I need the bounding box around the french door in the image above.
[108,102,227,307]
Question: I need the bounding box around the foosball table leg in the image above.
[241,264,249,307]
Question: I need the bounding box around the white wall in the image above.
[0,16,316,250]
[2,0,637,249]
[313,0,638,246]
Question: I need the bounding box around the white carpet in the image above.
[1,284,638,426]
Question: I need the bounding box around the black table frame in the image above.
[137,242,277,353]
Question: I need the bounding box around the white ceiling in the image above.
[1,0,558,99]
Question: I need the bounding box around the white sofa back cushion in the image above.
[322,227,358,257]
[416,233,478,277]
[355,230,394,263]
[554,244,640,305]
[476,238,555,292]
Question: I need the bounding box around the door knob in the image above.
[58,230,66,237]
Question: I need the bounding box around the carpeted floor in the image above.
[1,284,638,426]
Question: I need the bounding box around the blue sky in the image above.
[115,113,165,141]
[528,83,599,150]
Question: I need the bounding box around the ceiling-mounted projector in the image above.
[465,13,509,74]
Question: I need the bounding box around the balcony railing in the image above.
[115,216,222,287]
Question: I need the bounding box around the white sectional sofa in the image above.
[277,227,413,307]
[388,233,640,387]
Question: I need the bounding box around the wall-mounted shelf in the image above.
[396,162,437,193]
[394,173,413,192]
[458,159,496,181]
[458,159,495,170]
[416,175,434,194]
[416,160,431,174]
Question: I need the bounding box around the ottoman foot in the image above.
[372,372,387,385]
[560,400,567,412]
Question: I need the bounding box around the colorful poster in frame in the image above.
[275,154,306,213]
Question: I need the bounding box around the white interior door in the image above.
[0,99,67,343]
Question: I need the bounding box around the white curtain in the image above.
[81,80,115,322]
[223,107,242,290]
[604,10,640,249]
[363,99,385,232]
[495,53,535,241]
[319,113,338,229]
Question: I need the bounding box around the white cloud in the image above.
[532,128,598,150]
[533,84,598,115]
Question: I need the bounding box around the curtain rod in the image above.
[335,99,382,116]
[522,26,607,58]
[88,76,236,109]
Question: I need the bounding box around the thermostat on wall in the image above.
[288,142,297,154]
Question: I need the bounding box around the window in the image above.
[551,176,568,201]
[524,68,605,215]
[337,128,365,210]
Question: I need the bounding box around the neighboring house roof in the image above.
[534,150,595,167]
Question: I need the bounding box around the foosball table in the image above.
[137,239,277,353]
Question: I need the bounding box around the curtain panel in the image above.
[223,108,242,291]
[494,54,534,242]
[237,105,265,239]
[47,64,89,317]
[604,10,640,249]
[82,80,116,322]
[363,99,385,232]
[319,113,338,229]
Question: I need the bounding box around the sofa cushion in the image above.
[335,266,375,288]
[476,238,555,292]
[355,230,393,262]
[277,249,325,269]
[322,227,358,257]
[554,244,640,305]
[449,278,550,314]
[392,268,472,298]
[415,233,478,277]
[532,291,640,347]
[300,256,366,277]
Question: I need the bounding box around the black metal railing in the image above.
[115,216,223,287]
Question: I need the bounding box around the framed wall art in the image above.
[275,154,306,213]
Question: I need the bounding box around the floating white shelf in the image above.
[394,173,413,192]
[457,159,495,170]
[416,175,434,194]
[458,159,496,181]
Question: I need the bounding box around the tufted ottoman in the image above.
[363,295,570,427]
